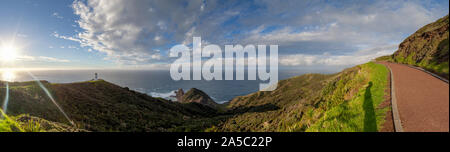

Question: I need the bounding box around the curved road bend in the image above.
[379,62,449,132]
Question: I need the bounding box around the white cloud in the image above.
[151,53,161,60]
[52,12,64,19]
[280,45,397,66]
[17,55,71,63]
[280,55,318,66]
[68,45,79,49]
[71,0,205,64]
[52,31,82,43]
[114,63,171,70]
[63,0,448,67]
[37,56,71,63]
[243,1,444,54]
[17,33,28,38]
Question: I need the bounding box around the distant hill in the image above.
[392,15,449,79]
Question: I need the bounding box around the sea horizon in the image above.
[7,66,348,103]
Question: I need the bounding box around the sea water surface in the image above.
[11,67,344,103]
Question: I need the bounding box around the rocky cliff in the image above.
[392,15,449,79]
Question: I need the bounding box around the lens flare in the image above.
[26,71,75,126]
[2,82,9,114]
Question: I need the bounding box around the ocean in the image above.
[10,67,344,103]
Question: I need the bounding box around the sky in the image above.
[0,0,448,70]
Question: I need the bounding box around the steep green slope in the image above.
[1,110,82,132]
[1,80,223,132]
[0,110,24,132]
[392,15,449,79]
[305,63,389,132]
[212,62,390,132]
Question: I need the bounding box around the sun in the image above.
[0,44,19,62]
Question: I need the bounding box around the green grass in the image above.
[217,73,334,132]
[0,120,15,132]
[306,62,389,132]
[0,110,82,132]
[375,55,393,62]
[394,51,449,79]
[418,61,449,79]
[2,80,225,132]
[215,62,391,132]
[0,117,51,132]
[0,110,25,132]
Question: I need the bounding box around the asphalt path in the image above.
[380,62,449,132]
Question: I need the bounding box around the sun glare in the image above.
[2,70,16,82]
[0,44,19,62]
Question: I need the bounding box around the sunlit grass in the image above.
[0,109,24,132]
[0,110,48,132]
[306,62,389,132]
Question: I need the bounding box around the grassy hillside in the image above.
[211,62,390,132]
[216,73,332,132]
[1,109,82,132]
[392,15,449,79]
[305,63,389,132]
[2,62,390,132]
[1,80,225,132]
[0,110,23,132]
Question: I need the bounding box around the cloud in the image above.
[114,63,171,70]
[52,12,64,19]
[70,0,206,64]
[241,0,446,55]
[52,31,82,43]
[17,33,28,38]
[68,45,79,49]
[280,45,397,66]
[18,55,71,63]
[65,0,448,66]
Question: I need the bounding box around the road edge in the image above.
[403,64,449,84]
[383,61,449,84]
[385,65,404,132]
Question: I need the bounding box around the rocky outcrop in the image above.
[179,88,218,108]
[174,88,185,102]
[392,15,449,78]
[393,15,448,63]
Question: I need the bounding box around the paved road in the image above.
[380,62,449,132]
